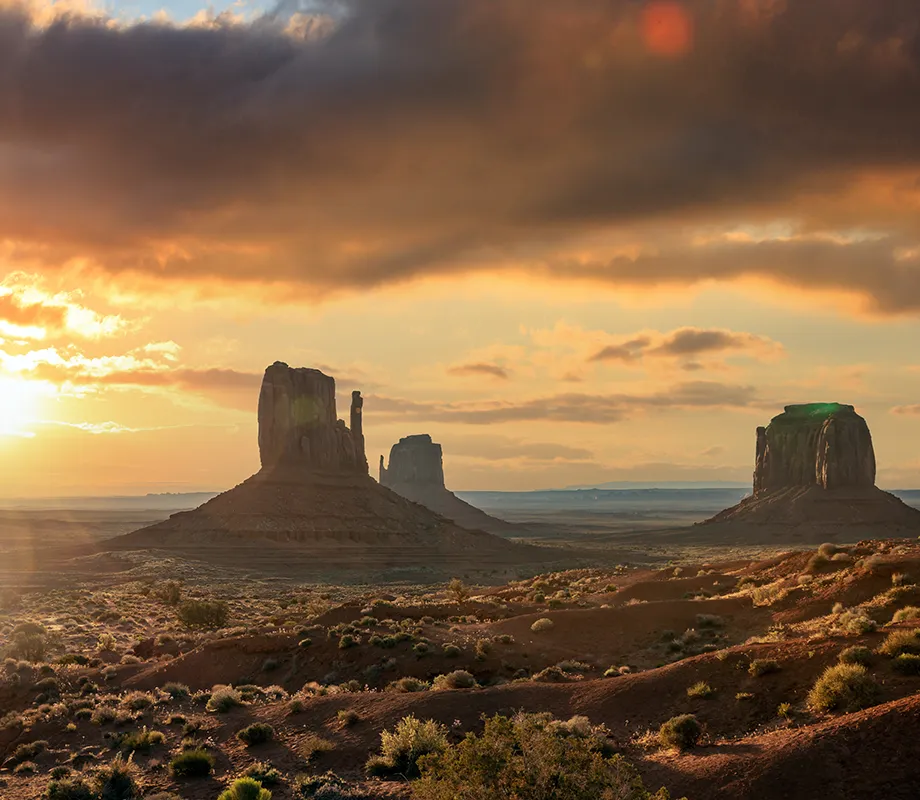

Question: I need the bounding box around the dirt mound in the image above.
[104,469,555,577]
[646,693,920,800]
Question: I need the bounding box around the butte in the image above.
[703,402,920,539]
[107,363,549,577]
[378,434,520,536]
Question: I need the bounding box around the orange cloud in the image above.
[447,363,511,380]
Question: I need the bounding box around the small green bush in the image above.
[892,653,920,675]
[95,759,137,800]
[877,629,920,657]
[892,607,920,623]
[237,723,274,746]
[839,646,873,666]
[748,659,780,677]
[366,715,448,779]
[177,599,229,630]
[218,777,271,800]
[386,676,430,693]
[45,778,95,800]
[170,748,215,778]
[207,685,243,713]
[431,670,476,691]
[658,714,701,750]
[686,681,714,698]
[807,664,879,713]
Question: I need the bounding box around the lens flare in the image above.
[641,1,694,58]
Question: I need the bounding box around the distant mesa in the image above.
[705,403,920,533]
[379,434,519,536]
[108,363,548,576]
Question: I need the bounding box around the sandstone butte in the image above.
[705,402,920,531]
[107,363,551,576]
[379,434,519,536]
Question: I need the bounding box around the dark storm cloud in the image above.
[368,380,759,424]
[2,0,920,307]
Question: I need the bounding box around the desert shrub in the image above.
[387,676,430,693]
[695,614,724,629]
[207,685,243,713]
[122,691,154,711]
[530,618,554,633]
[163,682,190,699]
[807,664,879,712]
[14,761,37,774]
[533,666,569,683]
[818,543,838,558]
[442,644,461,658]
[474,639,492,660]
[7,626,49,662]
[114,726,165,754]
[877,629,920,657]
[413,712,669,800]
[294,771,353,798]
[158,580,182,605]
[748,659,780,677]
[658,714,701,751]
[8,739,48,766]
[298,638,313,648]
[337,709,361,727]
[751,583,786,607]
[238,723,274,746]
[735,692,754,701]
[447,579,471,603]
[218,777,271,800]
[243,762,282,786]
[839,609,877,635]
[413,642,429,656]
[892,607,920,623]
[892,573,914,587]
[177,600,229,630]
[302,733,335,761]
[365,716,448,779]
[338,635,357,650]
[97,633,118,653]
[777,703,793,720]
[839,646,873,666]
[686,681,714,698]
[45,778,95,800]
[431,670,476,691]
[170,748,215,778]
[95,758,137,800]
[892,653,920,675]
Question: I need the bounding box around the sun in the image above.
[0,378,43,437]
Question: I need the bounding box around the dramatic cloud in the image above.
[448,363,510,380]
[369,381,760,424]
[0,1,919,310]
[590,327,781,364]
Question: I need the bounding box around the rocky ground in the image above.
[3,538,920,799]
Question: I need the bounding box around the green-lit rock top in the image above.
[754,402,875,493]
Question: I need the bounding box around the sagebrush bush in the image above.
[892,607,920,623]
[365,715,448,779]
[177,599,229,630]
[243,762,282,787]
[302,733,335,761]
[837,608,877,635]
[877,629,920,657]
[218,777,271,800]
[658,714,701,750]
[94,758,137,800]
[387,676,430,693]
[748,659,780,677]
[431,670,476,691]
[45,778,95,800]
[207,685,243,713]
[686,681,714,698]
[892,653,920,675]
[530,618,554,633]
[237,723,274,746]
[413,712,670,800]
[839,646,873,666]
[170,748,215,778]
[807,664,879,712]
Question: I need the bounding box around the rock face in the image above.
[705,402,920,535]
[257,362,367,474]
[753,403,875,494]
[379,435,445,488]
[109,365,548,577]
[379,434,519,536]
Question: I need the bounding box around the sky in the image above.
[1,0,920,496]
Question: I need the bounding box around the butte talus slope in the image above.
[379,434,520,536]
[705,403,920,534]
[109,363,548,575]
